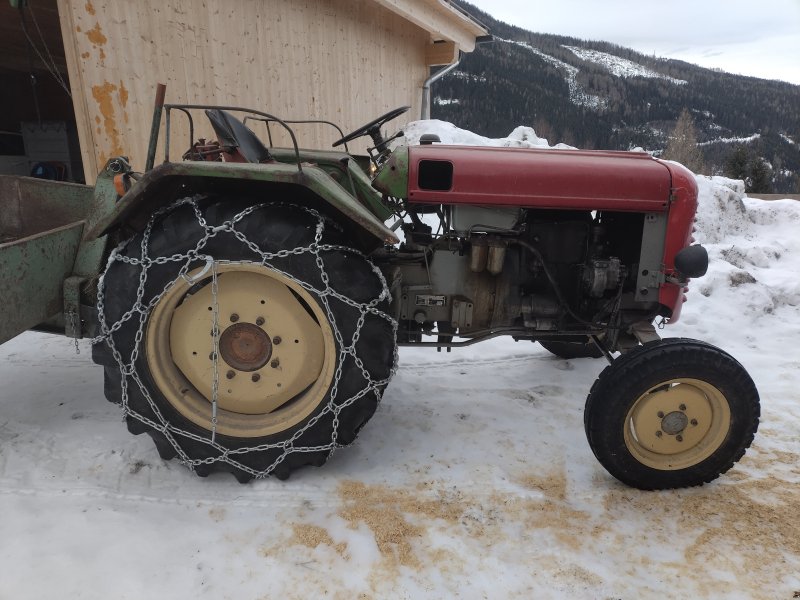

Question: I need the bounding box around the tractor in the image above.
[0,86,759,489]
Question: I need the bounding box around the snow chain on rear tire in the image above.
[91,196,397,482]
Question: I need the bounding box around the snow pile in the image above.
[401,118,575,150]
[564,45,688,85]
[685,175,800,322]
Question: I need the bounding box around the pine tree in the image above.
[663,109,705,173]
[748,157,773,194]
[725,145,749,181]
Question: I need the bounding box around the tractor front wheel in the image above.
[584,338,759,490]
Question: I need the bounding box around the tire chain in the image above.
[91,196,398,478]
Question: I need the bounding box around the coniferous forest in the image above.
[431,1,800,193]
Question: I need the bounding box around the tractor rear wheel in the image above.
[92,197,396,481]
[584,338,759,490]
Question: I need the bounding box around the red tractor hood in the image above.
[403,145,683,212]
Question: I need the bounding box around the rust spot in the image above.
[92,81,124,161]
[99,48,106,63]
[85,1,96,15]
[81,52,90,59]
[118,82,130,123]
[118,82,129,107]
[76,25,82,32]
[86,22,107,46]
[95,116,101,124]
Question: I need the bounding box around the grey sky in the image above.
[465,0,800,85]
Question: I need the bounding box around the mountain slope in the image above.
[432,1,800,192]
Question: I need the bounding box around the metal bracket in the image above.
[635,212,668,302]
[64,276,87,339]
[451,296,474,330]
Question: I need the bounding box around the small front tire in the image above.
[584,338,759,490]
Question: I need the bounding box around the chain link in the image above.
[67,310,81,354]
[92,197,398,478]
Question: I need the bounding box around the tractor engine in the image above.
[372,142,702,351]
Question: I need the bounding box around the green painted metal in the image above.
[246,147,392,221]
[85,160,399,246]
[0,222,84,345]
[372,145,409,199]
[0,176,93,237]
[0,175,101,343]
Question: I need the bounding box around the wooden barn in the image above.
[0,0,487,182]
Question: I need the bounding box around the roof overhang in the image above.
[373,0,488,52]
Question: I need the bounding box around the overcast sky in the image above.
[465,0,800,85]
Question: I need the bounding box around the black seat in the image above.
[205,109,272,163]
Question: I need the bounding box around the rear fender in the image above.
[85,160,398,251]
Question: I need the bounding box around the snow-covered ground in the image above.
[1,125,799,599]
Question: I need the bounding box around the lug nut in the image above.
[676,435,683,442]
[252,374,260,382]
[255,317,265,326]
[679,404,687,411]
[226,370,236,379]
[656,431,663,437]
[657,411,665,418]
[273,336,282,345]
[270,359,280,368]
[691,419,698,426]
[230,313,239,323]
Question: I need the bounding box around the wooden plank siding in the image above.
[56,0,481,182]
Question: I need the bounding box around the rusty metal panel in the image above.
[0,222,84,345]
[0,176,93,240]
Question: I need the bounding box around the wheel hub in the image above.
[145,263,335,437]
[624,378,732,470]
[660,410,689,435]
[218,322,272,372]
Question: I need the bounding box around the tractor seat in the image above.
[205,109,273,163]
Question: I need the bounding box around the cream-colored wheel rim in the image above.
[624,378,731,470]
[145,263,336,438]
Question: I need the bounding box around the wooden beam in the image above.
[373,0,486,52]
[426,40,458,66]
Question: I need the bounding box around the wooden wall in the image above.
[57,0,432,182]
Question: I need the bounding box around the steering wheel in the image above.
[332,106,410,148]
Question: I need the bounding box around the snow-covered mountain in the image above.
[433,1,800,193]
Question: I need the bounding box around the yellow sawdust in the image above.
[603,472,800,599]
[337,480,464,569]
[291,523,348,558]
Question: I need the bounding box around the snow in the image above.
[2,126,800,599]
[432,97,460,106]
[564,46,688,85]
[698,133,762,146]
[501,39,608,111]
[400,119,575,150]
[442,70,487,83]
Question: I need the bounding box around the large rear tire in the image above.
[92,197,397,481]
[584,338,759,490]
